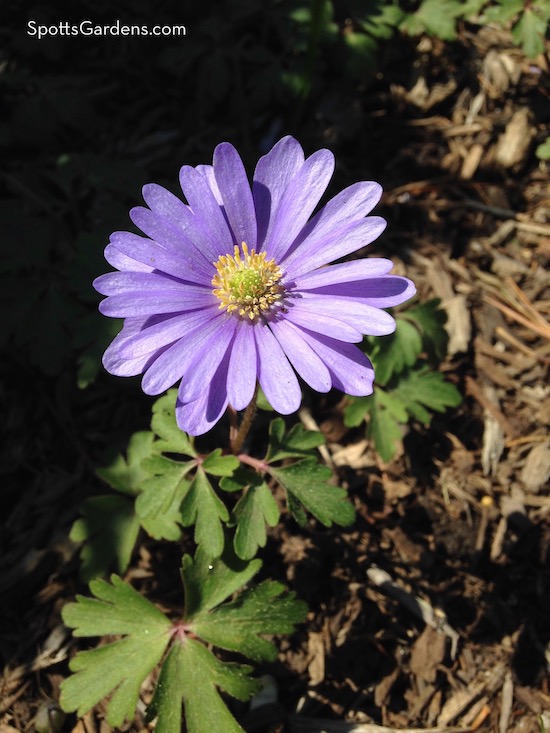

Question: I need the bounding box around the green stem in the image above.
[231,383,259,455]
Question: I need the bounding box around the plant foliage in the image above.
[61,547,307,733]
[344,299,462,462]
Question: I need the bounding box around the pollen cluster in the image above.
[212,242,285,320]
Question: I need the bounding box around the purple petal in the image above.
[252,136,305,249]
[283,306,362,342]
[282,181,382,262]
[109,230,210,284]
[130,206,213,281]
[140,182,191,221]
[179,165,233,258]
[178,317,238,403]
[303,333,375,396]
[213,143,257,249]
[141,312,229,395]
[98,288,215,318]
[269,319,331,392]
[93,271,208,296]
[302,276,416,308]
[195,165,223,205]
[227,321,257,411]
[254,323,301,414]
[102,318,164,377]
[105,241,154,273]
[263,148,335,262]
[283,216,387,279]
[291,294,396,336]
[176,355,230,436]
[119,307,220,359]
[293,258,395,289]
[143,182,229,264]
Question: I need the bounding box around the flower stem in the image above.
[231,383,259,455]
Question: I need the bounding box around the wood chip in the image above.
[443,294,471,355]
[520,441,550,493]
[495,108,536,170]
[307,632,326,687]
[410,626,447,683]
[289,717,471,733]
[499,671,514,733]
[437,661,506,726]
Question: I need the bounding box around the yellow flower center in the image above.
[212,242,285,320]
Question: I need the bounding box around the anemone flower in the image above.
[94,136,415,435]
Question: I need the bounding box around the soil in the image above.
[1,15,549,733]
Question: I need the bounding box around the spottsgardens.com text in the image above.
[27,20,187,40]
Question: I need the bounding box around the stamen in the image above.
[212,242,285,320]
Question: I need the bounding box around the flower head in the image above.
[94,136,415,435]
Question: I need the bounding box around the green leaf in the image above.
[360,2,405,40]
[536,136,550,160]
[232,483,280,560]
[512,7,548,58]
[180,468,229,556]
[219,466,261,493]
[256,385,274,411]
[270,459,355,527]
[190,580,308,662]
[400,0,463,40]
[369,318,423,386]
[182,545,262,619]
[481,0,523,24]
[60,576,171,727]
[151,390,196,457]
[147,639,259,733]
[366,389,405,463]
[343,395,371,428]
[265,417,325,463]
[393,367,462,424]
[136,455,195,541]
[202,449,240,477]
[404,298,449,362]
[70,495,140,581]
[342,30,378,77]
[460,0,490,18]
[96,431,156,496]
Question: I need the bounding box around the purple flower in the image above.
[94,136,415,435]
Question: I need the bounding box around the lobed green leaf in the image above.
[366,388,406,463]
[147,640,259,733]
[180,468,229,556]
[393,367,462,424]
[60,576,171,727]
[220,466,263,493]
[403,298,449,363]
[70,495,140,581]
[265,417,325,463]
[369,317,423,386]
[182,545,262,619]
[201,448,240,477]
[512,7,548,57]
[270,459,355,527]
[400,0,463,40]
[96,431,156,496]
[190,580,308,662]
[136,455,194,540]
[151,389,196,457]
[232,483,280,560]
